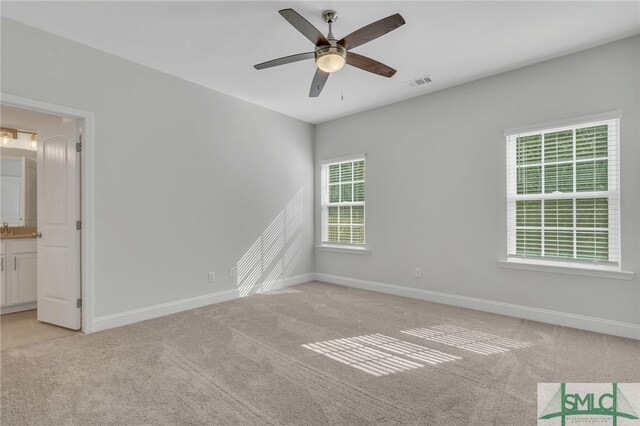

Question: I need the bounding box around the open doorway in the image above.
[1,104,82,348]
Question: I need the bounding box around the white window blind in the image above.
[506,118,620,267]
[321,157,366,245]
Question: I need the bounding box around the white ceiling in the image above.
[2,1,639,124]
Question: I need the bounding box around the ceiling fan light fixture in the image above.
[315,45,346,73]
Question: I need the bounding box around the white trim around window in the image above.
[316,244,371,254]
[498,259,633,280]
[319,154,368,252]
[505,113,624,273]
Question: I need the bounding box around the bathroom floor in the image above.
[1,310,78,350]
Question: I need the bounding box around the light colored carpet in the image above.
[1,281,639,425]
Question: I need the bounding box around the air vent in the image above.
[407,76,432,87]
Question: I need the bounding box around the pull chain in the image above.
[341,67,344,101]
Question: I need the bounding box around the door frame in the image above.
[1,93,95,333]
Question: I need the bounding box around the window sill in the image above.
[316,244,370,255]
[498,259,634,280]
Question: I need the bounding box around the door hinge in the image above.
[76,220,82,230]
[76,142,82,152]
[76,298,82,308]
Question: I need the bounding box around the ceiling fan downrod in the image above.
[323,10,338,41]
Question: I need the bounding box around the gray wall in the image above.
[2,17,638,330]
[315,36,640,325]
[1,18,315,317]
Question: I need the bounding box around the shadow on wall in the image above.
[236,188,304,297]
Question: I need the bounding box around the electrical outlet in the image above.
[208,272,216,283]
[229,267,236,278]
[415,267,423,278]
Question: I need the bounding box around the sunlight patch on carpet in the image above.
[302,333,460,377]
[400,325,533,355]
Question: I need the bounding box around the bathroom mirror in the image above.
[0,147,37,227]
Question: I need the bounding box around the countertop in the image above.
[0,227,37,240]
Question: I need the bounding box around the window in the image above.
[506,118,619,268]
[320,157,366,247]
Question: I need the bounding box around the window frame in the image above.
[319,154,368,253]
[505,113,621,271]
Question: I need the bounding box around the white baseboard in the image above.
[92,273,314,333]
[1,302,37,315]
[91,271,639,340]
[314,273,640,340]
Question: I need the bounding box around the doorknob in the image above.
[33,232,42,238]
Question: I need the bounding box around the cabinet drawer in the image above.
[9,239,37,254]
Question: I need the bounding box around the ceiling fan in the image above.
[254,9,406,97]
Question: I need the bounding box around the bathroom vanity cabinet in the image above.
[0,239,37,313]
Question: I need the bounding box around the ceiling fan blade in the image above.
[254,52,315,70]
[338,13,405,50]
[309,68,330,97]
[346,52,397,77]
[279,9,329,46]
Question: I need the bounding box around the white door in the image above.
[37,120,81,330]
